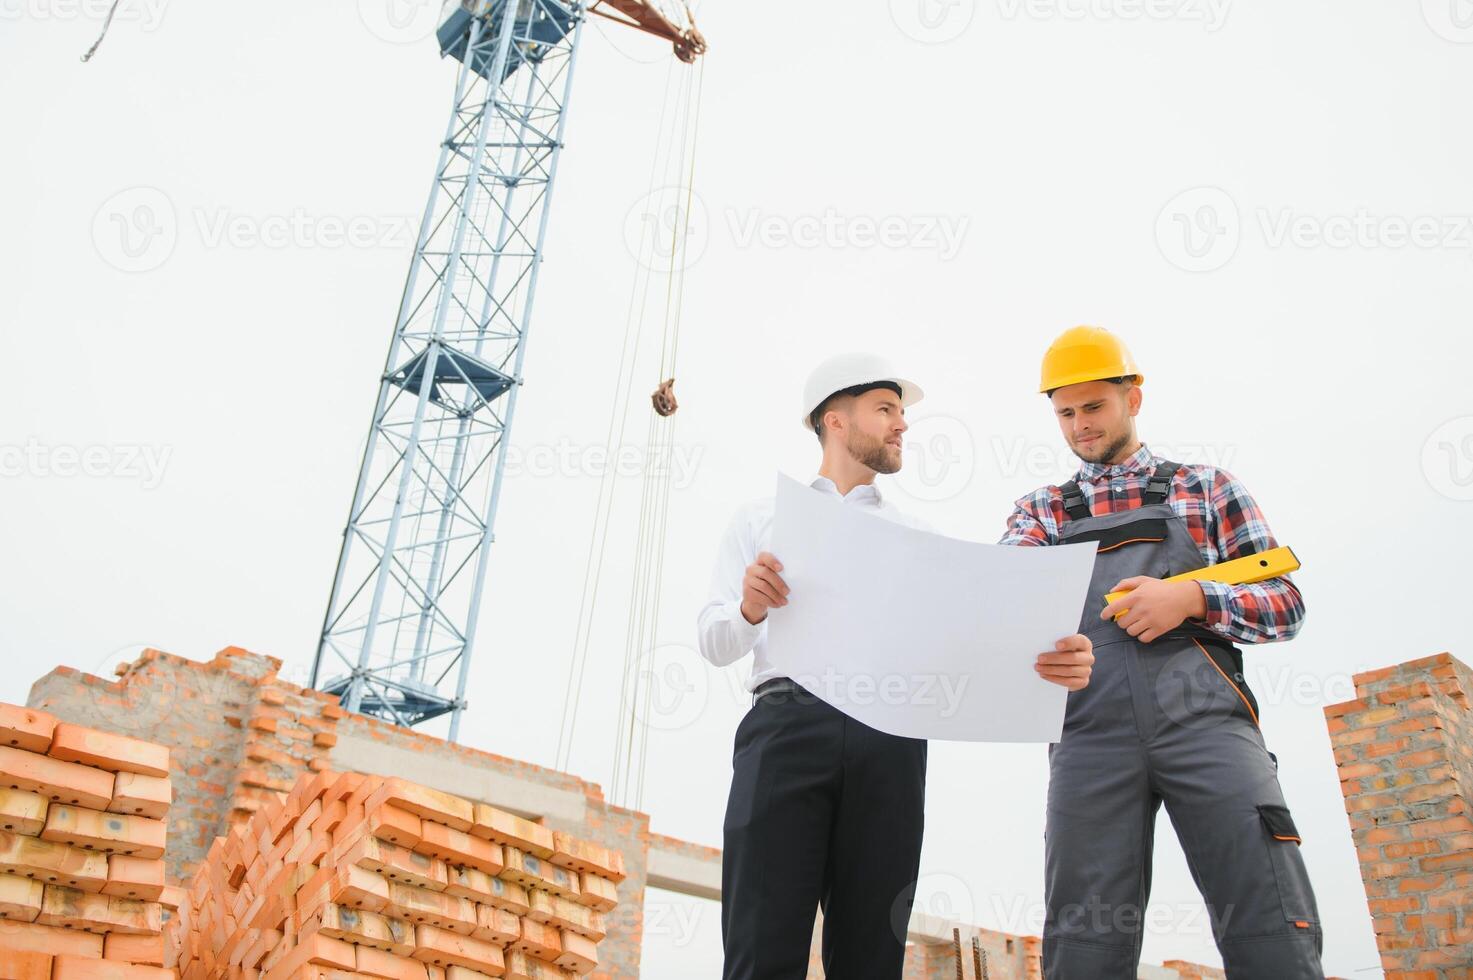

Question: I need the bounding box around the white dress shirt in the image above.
[696,475,935,692]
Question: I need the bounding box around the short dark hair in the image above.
[1043,375,1134,398]
[810,381,903,443]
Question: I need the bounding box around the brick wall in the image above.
[896,930,1039,979]
[28,646,652,980]
[23,644,1328,980]
[1325,652,1473,978]
[26,646,269,883]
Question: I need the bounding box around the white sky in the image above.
[5,1,1473,977]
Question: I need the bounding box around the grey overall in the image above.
[1043,461,1324,979]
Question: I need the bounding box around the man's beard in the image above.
[1076,430,1133,464]
[848,429,901,474]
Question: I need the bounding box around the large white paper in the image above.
[765,473,1098,742]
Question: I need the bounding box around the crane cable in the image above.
[553,51,683,774]
[80,0,124,62]
[552,50,704,809]
[630,61,703,811]
[611,57,700,808]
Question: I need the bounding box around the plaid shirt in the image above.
[999,444,1304,644]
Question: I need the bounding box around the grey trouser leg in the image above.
[1044,635,1323,980]
[1145,641,1323,978]
[1043,632,1160,978]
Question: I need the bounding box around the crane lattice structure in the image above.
[312,0,703,741]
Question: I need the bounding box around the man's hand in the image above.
[1036,634,1094,691]
[740,552,789,625]
[1099,576,1208,643]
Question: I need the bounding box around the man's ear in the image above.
[1126,384,1143,418]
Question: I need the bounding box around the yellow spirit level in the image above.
[1104,546,1300,614]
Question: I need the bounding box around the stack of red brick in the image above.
[168,772,624,980]
[0,702,175,979]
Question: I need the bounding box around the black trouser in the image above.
[721,686,927,980]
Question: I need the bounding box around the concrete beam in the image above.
[330,730,587,825]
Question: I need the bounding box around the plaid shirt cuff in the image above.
[1196,580,1236,634]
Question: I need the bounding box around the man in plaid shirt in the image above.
[1002,326,1323,979]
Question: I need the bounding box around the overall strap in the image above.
[1058,479,1093,522]
[1143,460,1182,506]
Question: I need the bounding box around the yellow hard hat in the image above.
[1038,325,1144,394]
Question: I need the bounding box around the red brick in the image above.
[315,903,414,957]
[470,805,553,859]
[1421,852,1473,872]
[510,917,561,961]
[36,884,161,935]
[338,835,447,893]
[102,931,165,966]
[107,773,170,821]
[554,930,597,974]
[503,951,573,980]
[352,806,418,854]
[376,781,472,834]
[47,725,169,779]
[549,834,623,883]
[469,905,517,947]
[0,745,115,811]
[103,855,165,902]
[0,919,105,958]
[575,873,617,913]
[353,943,429,980]
[52,954,174,979]
[0,948,51,980]
[0,705,57,754]
[0,830,110,891]
[41,805,166,860]
[384,881,475,935]
[1396,874,1447,893]
[0,870,45,921]
[0,788,49,836]
[415,822,503,876]
[262,933,358,979]
[409,924,504,974]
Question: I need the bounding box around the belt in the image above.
[752,678,817,706]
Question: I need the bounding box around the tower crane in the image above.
[310,0,706,740]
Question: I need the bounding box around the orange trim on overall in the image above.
[1095,536,1166,555]
[1191,637,1259,728]
[1294,920,1310,929]
[1274,834,1303,844]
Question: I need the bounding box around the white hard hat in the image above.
[801,352,924,431]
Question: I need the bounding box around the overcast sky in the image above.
[5,1,1472,976]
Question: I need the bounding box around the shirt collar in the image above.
[1076,443,1156,482]
[810,474,883,504]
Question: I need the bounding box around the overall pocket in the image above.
[1258,803,1317,926]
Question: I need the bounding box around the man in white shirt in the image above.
[698,353,1096,979]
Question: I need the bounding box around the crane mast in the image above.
[311,0,702,741]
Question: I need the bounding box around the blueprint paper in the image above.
[765,473,1098,742]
